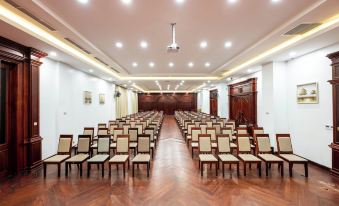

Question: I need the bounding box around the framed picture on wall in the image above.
[83,91,92,104]
[99,93,105,105]
[297,82,319,104]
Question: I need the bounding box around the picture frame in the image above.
[297,82,318,104]
[99,93,105,105]
[83,91,92,104]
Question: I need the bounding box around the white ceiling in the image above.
[1,0,339,91]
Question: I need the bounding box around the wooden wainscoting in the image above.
[138,93,197,115]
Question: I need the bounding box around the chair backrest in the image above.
[239,124,247,128]
[191,127,202,142]
[140,121,147,130]
[57,135,73,155]
[254,134,270,153]
[122,124,130,134]
[236,128,248,135]
[206,121,213,127]
[98,123,107,129]
[83,127,94,142]
[200,123,207,134]
[129,128,138,142]
[225,123,235,132]
[135,124,143,134]
[144,127,155,142]
[253,127,265,137]
[113,128,124,141]
[98,128,108,136]
[130,121,136,128]
[194,121,201,127]
[109,124,118,134]
[276,134,293,154]
[118,121,126,128]
[206,127,216,141]
[237,134,251,154]
[137,134,150,153]
[187,123,195,135]
[217,134,231,154]
[77,135,91,153]
[116,134,129,154]
[198,134,212,154]
[212,123,221,134]
[97,135,110,154]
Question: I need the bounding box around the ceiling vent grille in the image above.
[283,23,321,36]
[64,38,91,54]
[5,0,56,31]
[94,57,109,66]
[110,67,120,74]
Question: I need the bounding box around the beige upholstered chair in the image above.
[190,127,202,157]
[135,123,143,134]
[255,134,284,177]
[43,135,73,177]
[198,134,218,177]
[140,121,147,130]
[132,134,151,177]
[98,123,107,129]
[83,127,94,143]
[128,128,138,155]
[225,123,235,134]
[109,123,118,135]
[118,121,126,128]
[194,121,201,127]
[237,135,262,177]
[130,121,136,128]
[206,120,213,128]
[109,135,130,177]
[239,124,247,128]
[213,123,221,134]
[122,124,130,135]
[200,123,207,134]
[206,127,217,149]
[111,128,124,152]
[216,134,240,177]
[149,123,158,136]
[87,135,110,177]
[236,128,248,135]
[184,123,195,142]
[276,134,308,177]
[145,127,156,154]
[65,135,91,177]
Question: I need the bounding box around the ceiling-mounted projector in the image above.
[167,23,180,53]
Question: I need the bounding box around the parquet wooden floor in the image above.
[1,116,339,206]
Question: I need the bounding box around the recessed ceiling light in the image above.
[289,51,297,57]
[205,62,211,67]
[132,62,138,67]
[175,0,185,4]
[121,0,133,5]
[128,80,132,83]
[226,77,232,81]
[50,51,57,57]
[200,41,208,48]
[108,78,112,81]
[149,62,155,68]
[181,80,185,83]
[227,0,238,4]
[115,42,123,48]
[124,84,127,87]
[77,0,89,4]
[140,41,148,49]
[207,80,211,83]
[247,69,252,73]
[89,69,93,73]
[271,0,281,3]
[188,62,194,68]
[169,62,174,67]
[224,41,233,48]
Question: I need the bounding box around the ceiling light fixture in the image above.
[175,0,185,5]
[115,42,123,48]
[50,51,57,57]
[132,62,138,67]
[169,62,174,67]
[271,0,281,4]
[89,69,93,73]
[200,41,208,48]
[140,41,148,49]
[247,69,252,73]
[121,0,132,5]
[188,62,194,68]
[205,62,211,67]
[289,51,297,57]
[224,41,233,48]
[149,62,155,68]
[77,0,89,4]
[227,0,238,4]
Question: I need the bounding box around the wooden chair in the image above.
[111,128,124,153]
[130,121,136,128]
[122,124,130,135]
[135,123,143,134]
[200,123,207,134]
[98,123,107,129]
[145,127,156,152]
[108,123,118,135]
[206,120,213,128]
[217,134,240,177]
[255,134,284,177]
[132,134,151,177]
[237,135,262,177]
[83,127,94,144]
[109,135,130,177]
[65,135,91,177]
[198,134,218,177]
[191,127,202,157]
[213,123,221,134]
[43,135,73,177]
[129,128,138,156]
[87,135,110,177]
[206,127,217,149]
[276,134,308,177]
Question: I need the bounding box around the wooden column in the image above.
[0,37,46,177]
[327,51,339,178]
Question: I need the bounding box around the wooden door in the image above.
[0,61,14,178]
[210,90,218,116]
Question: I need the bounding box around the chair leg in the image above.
[147,163,150,177]
[265,162,268,177]
[87,163,91,177]
[304,163,308,177]
[289,163,293,177]
[132,163,135,177]
[258,162,262,177]
[65,163,68,177]
[43,163,47,178]
[215,163,218,176]
[80,163,83,177]
[280,163,284,177]
[123,163,126,178]
[58,164,61,177]
[191,148,194,158]
[109,163,111,177]
[222,163,225,178]
[244,162,247,176]
[237,163,240,177]
[102,163,104,178]
[201,163,203,177]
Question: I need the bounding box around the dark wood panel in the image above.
[228,78,257,126]
[327,51,339,177]
[138,93,197,115]
[210,89,218,116]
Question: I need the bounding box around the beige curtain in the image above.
[115,86,128,118]
[131,91,138,114]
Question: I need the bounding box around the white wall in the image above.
[201,89,210,113]
[40,58,116,159]
[216,83,228,118]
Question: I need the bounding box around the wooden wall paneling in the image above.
[327,51,339,177]
[228,78,257,127]
[210,89,218,116]
[138,93,197,115]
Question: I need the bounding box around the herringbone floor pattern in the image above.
[1,116,339,206]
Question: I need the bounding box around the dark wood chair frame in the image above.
[198,134,219,177]
[109,135,130,177]
[132,134,151,177]
[216,134,240,177]
[87,135,110,178]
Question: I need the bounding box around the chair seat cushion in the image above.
[110,143,116,148]
[191,142,198,148]
[91,143,97,148]
[66,154,89,162]
[211,142,217,148]
[87,154,109,163]
[186,135,191,140]
[280,154,307,162]
[199,154,218,162]
[258,154,283,162]
[109,155,129,163]
[238,154,261,162]
[132,154,151,162]
[44,155,70,163]
[151,142,155,148]
[130,142,138,148]
[230,143,237,148]
[218,154,239,162]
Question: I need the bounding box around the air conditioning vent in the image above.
[283,23,321,36]
[110,67,120,74]
[5,0,56,31]
[64,38,91,54]
[94,57,109,66]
